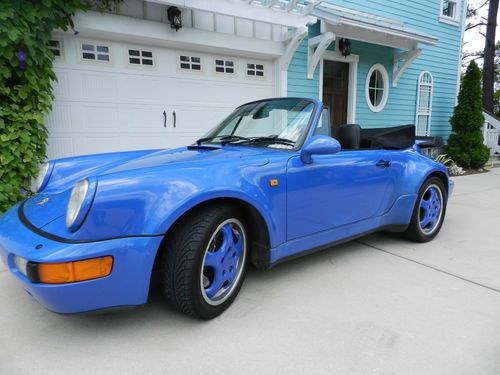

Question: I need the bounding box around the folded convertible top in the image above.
[360,125,415,150]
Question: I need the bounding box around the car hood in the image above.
[102,145,270,175]
[23,145,276,230]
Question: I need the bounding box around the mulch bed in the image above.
[453,168,491,177]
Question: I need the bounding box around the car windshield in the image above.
[198,98,315,149]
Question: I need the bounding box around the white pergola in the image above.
[311,2,439,85]
[147,0,319,71]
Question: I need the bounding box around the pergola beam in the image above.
[280,25,308,71]
[307,31,335,79]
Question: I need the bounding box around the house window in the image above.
[247,63,264,77]
[80,42,111,62]
[365,64,389,112]
[128,49,154,66]
[215,59,235,74]
[180,55,201,71]
[48,39,62,58]
[415,71,434,136]
[440,0,459,24]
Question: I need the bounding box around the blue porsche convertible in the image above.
[0,97,453,319]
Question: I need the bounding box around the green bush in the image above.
[447,60,490,169]
[0,1,89,213]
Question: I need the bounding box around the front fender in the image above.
[40,157,288,248]
[44,150,160,193]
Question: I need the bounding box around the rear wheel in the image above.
[404,177,447,242]
[161,205,248,319]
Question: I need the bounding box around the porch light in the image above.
[339,38,351,58]
[167,6,182,32]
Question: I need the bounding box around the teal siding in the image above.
[287,0,464,139]
[287,23,320,99]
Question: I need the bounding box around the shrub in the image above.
[447,61,490,169]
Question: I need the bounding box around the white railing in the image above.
[483,111,500,155]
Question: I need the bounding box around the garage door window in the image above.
[247,63,264,77]
[215,59,235,74]
[48,39,63,58]
[80,42,111,62]
[180,55,201,71]
[128,49,154,66]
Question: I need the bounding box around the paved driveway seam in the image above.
[357,239,500,295]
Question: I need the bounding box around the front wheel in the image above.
[161,205,248,319]
[404,176,447,242]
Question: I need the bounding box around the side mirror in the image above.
[300,135,341,164]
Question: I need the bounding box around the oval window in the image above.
[365,64,389,112]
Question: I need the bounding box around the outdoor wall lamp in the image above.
[339,38,351,58]
[168,6,182,32]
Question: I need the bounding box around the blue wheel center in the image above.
[203,223,243,299]
[419,186,442,233]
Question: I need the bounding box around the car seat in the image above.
[334,124,361,150]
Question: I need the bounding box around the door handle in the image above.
[172,111,176,128]
[163,110,167,128]
[376,160,391,167]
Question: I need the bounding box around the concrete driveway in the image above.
[1,169,500,375]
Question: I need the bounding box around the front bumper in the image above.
[0,204,163,314]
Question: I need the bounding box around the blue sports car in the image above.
[0,98,453,319]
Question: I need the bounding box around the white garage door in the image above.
[46,36,276,159]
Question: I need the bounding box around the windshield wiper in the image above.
[196,135,250,146]
[240,136,296,147]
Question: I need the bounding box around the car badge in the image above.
[36,197,49,206]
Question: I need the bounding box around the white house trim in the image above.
[456,0,467,102]
[365,63,389,113]
[280,26,308,71]
[313,3,438,50]
[146,0,317,28]
[70,11,285,58]
[392,49,422,87]
[320,50,359,124]
[307,31,335,79]
[415,71,434,136]
[438,0,461,26]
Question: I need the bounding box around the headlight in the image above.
[33,162,52,192]
[66,179,90,231]
[14,255,28,277]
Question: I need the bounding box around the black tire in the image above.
[404,176,447,242]
[161,204,248,319]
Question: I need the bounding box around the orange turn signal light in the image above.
[37,256,113,284]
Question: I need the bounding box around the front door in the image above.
[322,61,349,131]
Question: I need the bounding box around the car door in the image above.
[286,149,394,241]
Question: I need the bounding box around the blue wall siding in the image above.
[287,0,464,138]
[287,24,320,99]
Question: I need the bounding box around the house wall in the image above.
[288,0,465,139]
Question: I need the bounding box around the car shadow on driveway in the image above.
[57,238,372,328]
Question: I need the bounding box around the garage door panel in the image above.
[52,70,70,98]
[79,73,119,100]
[172,108,231,134]
[76,136,124,155]
[81,104,121,130]
[48,137,75,160]
[47,39,276,158]
[127,106,171,132]
[46,103,73,131]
